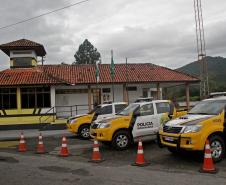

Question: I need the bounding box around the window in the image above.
[139,103,154,116]
[0,88,17,109]
[115,104,127,113]
[126,86,137,91]
[102,88,111,93]
[142,88,149,97]
[21,87,50,108]
[189,100,226,115]
[13,57,33,67]
[156,102,170,114]
[99,105,112,115]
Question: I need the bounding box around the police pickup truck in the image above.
[66,102,127,139]
[90,100,184,150]
[159,96,226,162]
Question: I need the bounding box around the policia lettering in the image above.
[137,122,153,129]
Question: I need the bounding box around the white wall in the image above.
[55,85,89,117]
[10,50,37,59]
[53,84,163,117]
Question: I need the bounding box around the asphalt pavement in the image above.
[0,130,226,185]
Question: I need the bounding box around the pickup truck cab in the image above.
[90,100,184,150]
[159,97,226,162]
[66,102,127,139]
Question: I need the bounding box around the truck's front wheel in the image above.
[208,135,225,162]
[112,130,131,150]
[78,124,90,139]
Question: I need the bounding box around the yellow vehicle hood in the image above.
[98,115,122,123]
[165,114,214,126]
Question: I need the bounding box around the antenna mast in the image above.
[194,0,209,99]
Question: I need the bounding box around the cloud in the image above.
[0,0,226,70]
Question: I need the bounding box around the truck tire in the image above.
[78,124,90,139]
[208,135,225,162]
[112,130,131,150]
[167,147,178,154]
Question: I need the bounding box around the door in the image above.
[93,88,101,107]
[96,105,113,120]
[132,103,158,139]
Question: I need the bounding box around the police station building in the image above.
[0,39,199,127]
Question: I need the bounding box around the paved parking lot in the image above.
[0,130,226,185]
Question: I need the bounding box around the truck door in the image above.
[155,102,171,127]
[96,105,113,120]
[132,103,157,139]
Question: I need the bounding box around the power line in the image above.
[0,0,90,30]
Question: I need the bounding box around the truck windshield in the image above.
[117,104,140,116]
[89,105,101,114]
[189,100,226,115]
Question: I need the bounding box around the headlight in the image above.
[183,125,202,133]
[98,122,111,128]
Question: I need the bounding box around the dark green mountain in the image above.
[177,56,226,92]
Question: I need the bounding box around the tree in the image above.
[74,39,101,64]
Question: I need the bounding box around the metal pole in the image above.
[126,57,129,103]
[112,79,115,102]
[111,50,115,102]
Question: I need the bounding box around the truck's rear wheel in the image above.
[78,125,90,139]
[208,135,225,162]
[112,130,131,150]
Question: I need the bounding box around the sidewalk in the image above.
[0,129,72,141]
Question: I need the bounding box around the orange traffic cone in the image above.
[36,133,45,154]
[200,140,218,173]
[59,136,69,157]
[18,131,26,152]
[132,139,149,167]
[89,140,104,163]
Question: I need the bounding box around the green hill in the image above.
[177,56,226,92]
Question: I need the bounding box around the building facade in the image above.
[0,39,199,127]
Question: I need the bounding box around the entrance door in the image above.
[92,89,101,107]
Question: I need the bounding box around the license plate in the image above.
[164,136,174,142]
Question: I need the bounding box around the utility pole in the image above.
[193,0,209,99]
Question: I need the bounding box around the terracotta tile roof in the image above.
[0,68,61,86]
[0,63,199,86]
[0,39,46,56]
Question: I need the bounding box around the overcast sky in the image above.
[0,0,226,70]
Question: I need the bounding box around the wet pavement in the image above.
[0,131,226,185]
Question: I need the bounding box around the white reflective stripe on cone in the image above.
[205,153,212,158]
[205,145,210,150]
[62,144,67,147]
[93,147,99,152]
[39,141,43,144]
[20,140,25,143]
[137,149,143,154]
[39,136,42,140]
[62,137,66,141]
[21,135,24,139]
[138,142,142,146]
[94,141,98,145]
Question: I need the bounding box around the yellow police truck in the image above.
[159,96,226,162]
[90,100,184,150]
[66,102,127,139]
